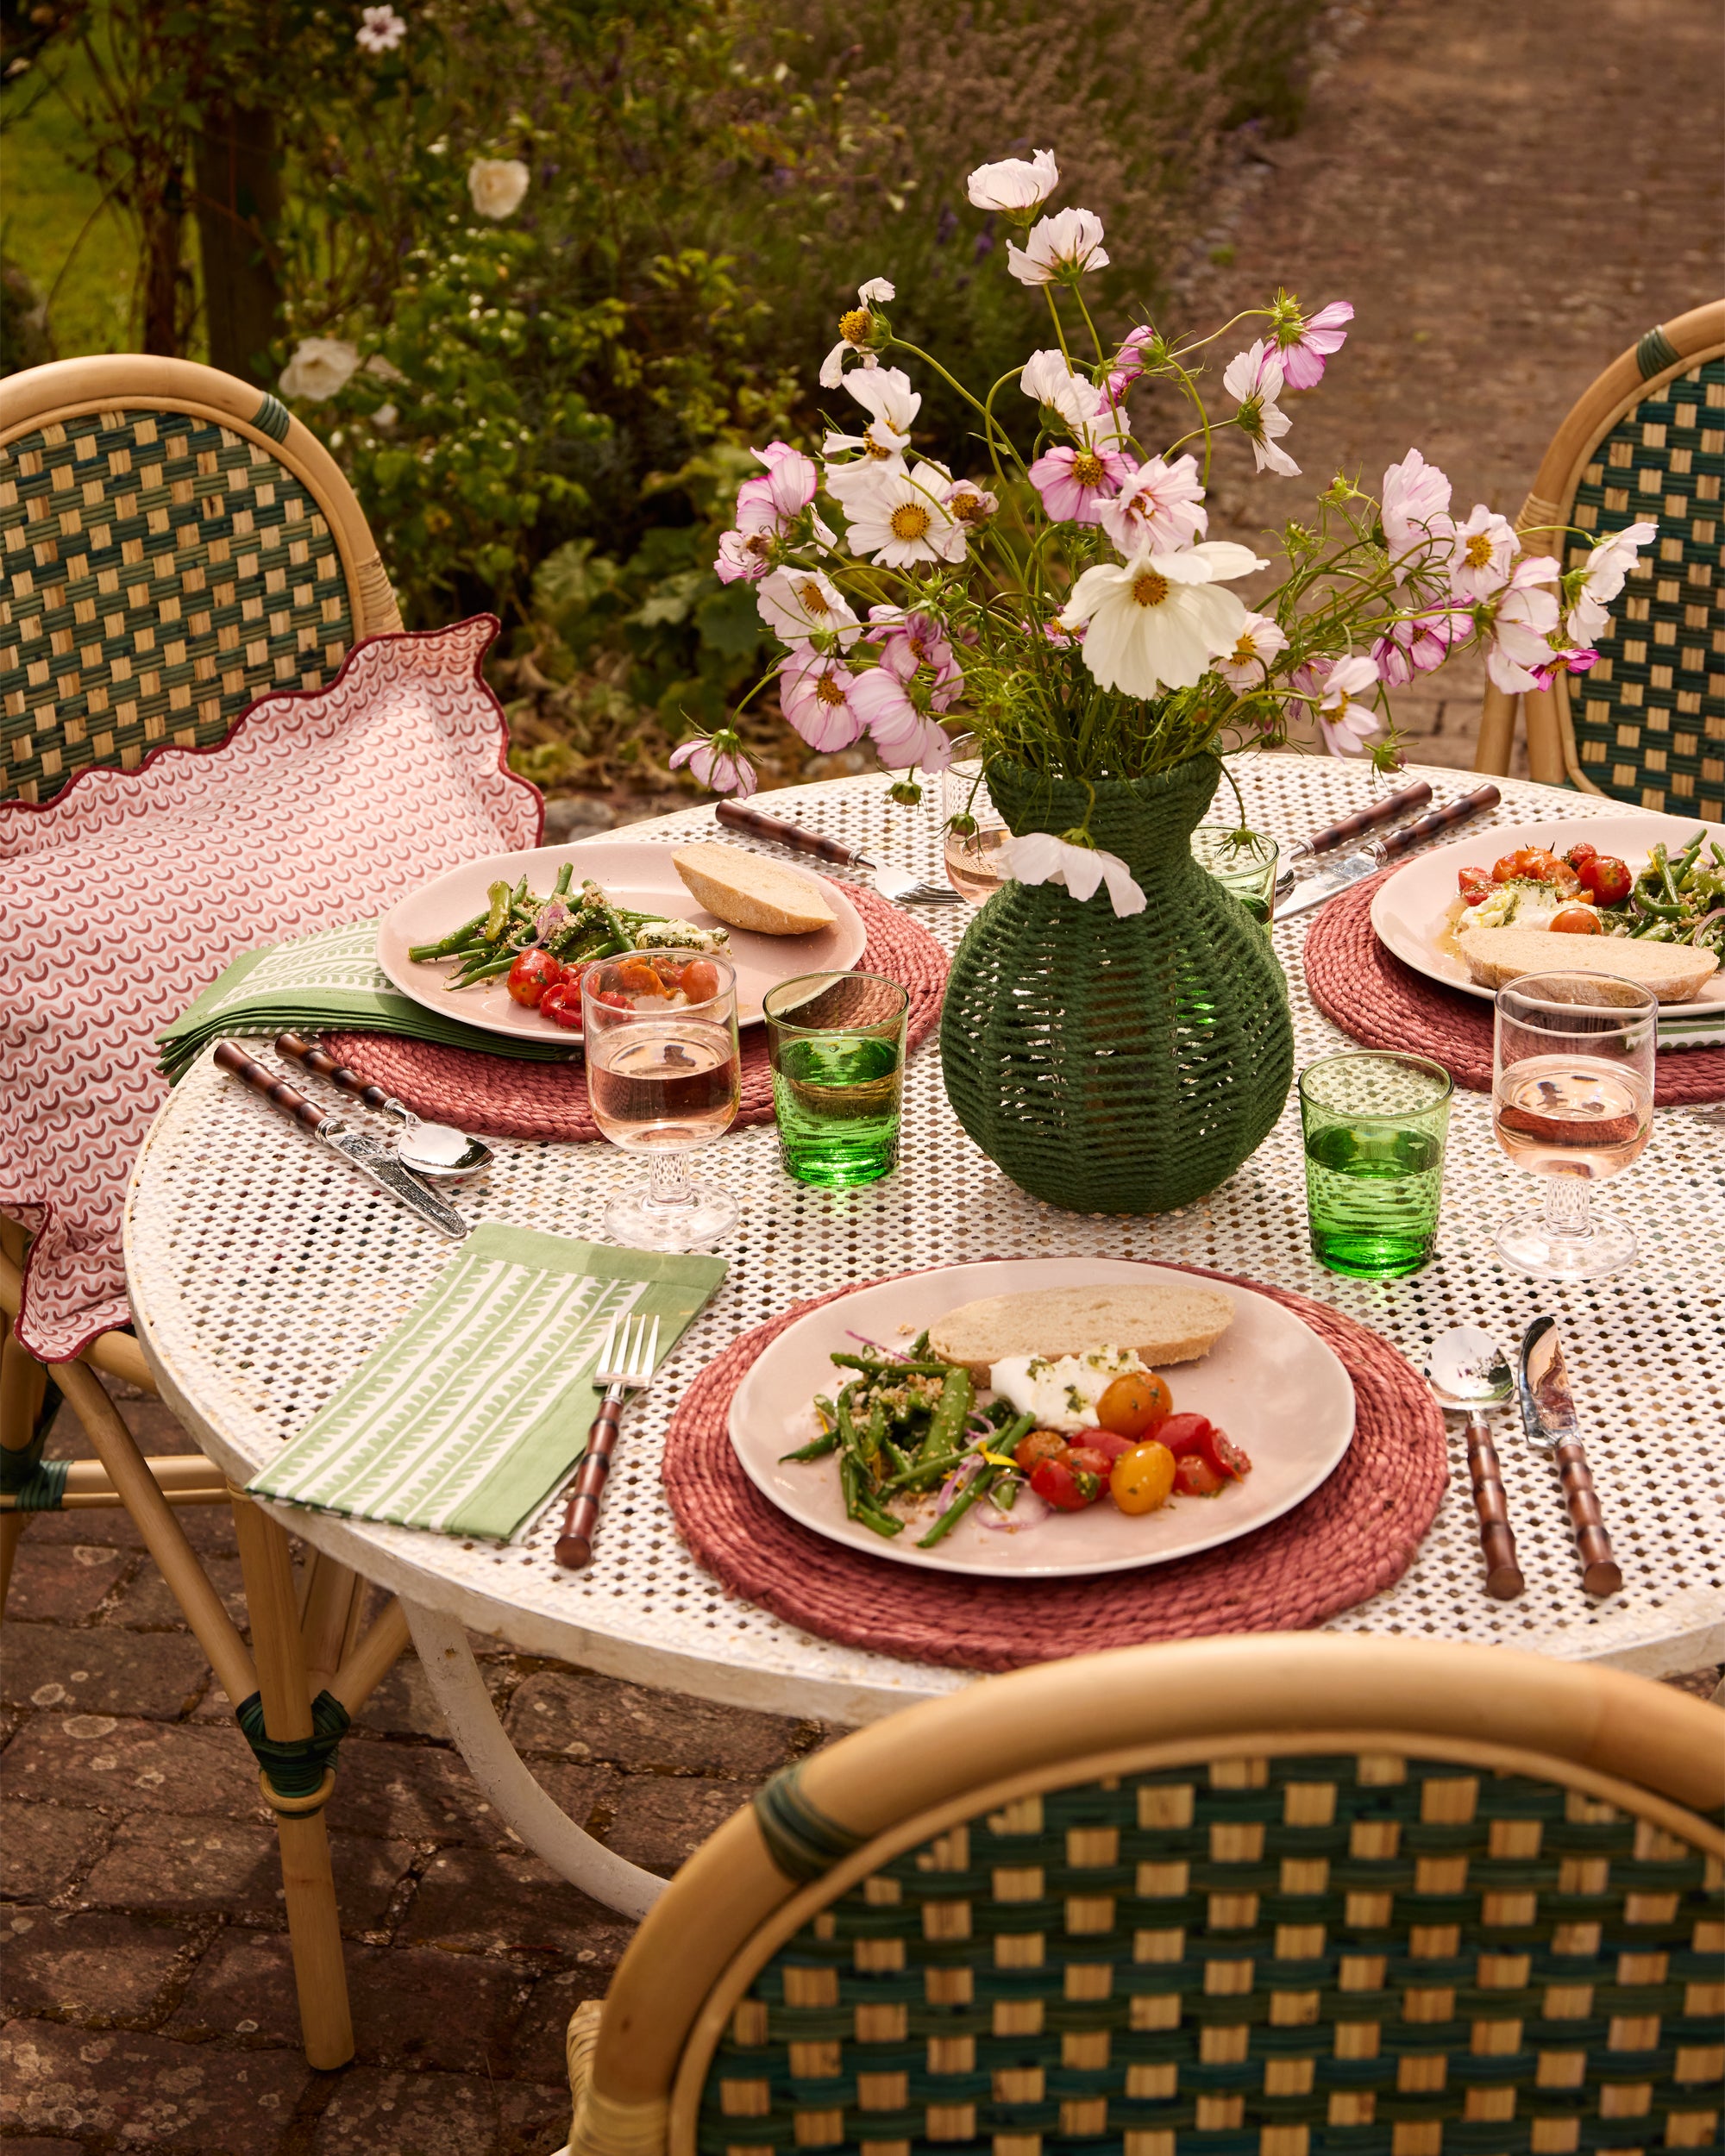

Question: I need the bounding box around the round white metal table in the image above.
[125,756,1725,1918]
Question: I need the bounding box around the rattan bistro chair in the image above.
[559,1635,1723,2156]
[1474,300,1725,807]
[0,355,412,2070]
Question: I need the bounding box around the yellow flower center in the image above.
[1132,572,1170,608]
[1072,453,1107,487]
[863,429,894,461]
[1233,632,1258,661]
[814,674,846,706]
[1465,533,1495,568]
[950,491,988,525]
[890,502,932,542]
[797,580,830,616]
[1332,688,1352,715]
[838,307,872,343]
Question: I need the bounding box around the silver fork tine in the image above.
[638,1313,661,1382]
[594,1312,620,1381]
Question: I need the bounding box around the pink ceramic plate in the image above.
[727,1257,1356,1579]
[378,837,867,1041]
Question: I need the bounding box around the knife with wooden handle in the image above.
[1277,784,1503,918]
[1517,1314,1622,1598]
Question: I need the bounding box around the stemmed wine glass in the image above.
[582,949,742,1250]
[1491,969,1657,1279]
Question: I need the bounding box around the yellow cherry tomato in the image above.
[1095,1370,1173,1439]
[1110,1439,1176,1516]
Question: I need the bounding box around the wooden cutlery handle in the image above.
[277,1031,392,1110]
[1302,781,1433,856]
[1377,783,1502,858]
[717,798,858,864]
[1465,1414,1524,1600]
[214,1040,326,1132]
[1555,1438,1622,1596]
[555,1395,624,1570]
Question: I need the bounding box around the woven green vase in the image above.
[939,753,1294,1213]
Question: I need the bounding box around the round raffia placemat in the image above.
[322,883,948,1142]
[1304,870,1725,1105]
[661,1262,1447,1674]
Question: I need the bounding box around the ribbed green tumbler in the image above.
[938,753,1295,1213]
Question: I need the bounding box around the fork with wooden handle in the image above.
[555,1312,661,1570]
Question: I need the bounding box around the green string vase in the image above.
[939,752,1294,1213]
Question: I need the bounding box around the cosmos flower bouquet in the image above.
[674,146,1654,918]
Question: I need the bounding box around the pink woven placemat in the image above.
[322,883,948,1142]
[1304,870,1725,1106]
[660,1262,1447,1674]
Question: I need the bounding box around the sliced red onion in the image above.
[844,1328,906,1358]
[934,1453,984,1516]
[533,900,569,943]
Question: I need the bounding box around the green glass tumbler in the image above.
[1192,824,1280,925]
[764,972,909,1188]
[1299,1051,1453,1278]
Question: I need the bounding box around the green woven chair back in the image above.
[707,1748,1722,2155]
[1565,354,1725,818]
[0,367,395,805]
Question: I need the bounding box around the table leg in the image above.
[229,1491,356,2070]
[403,1601,667,1921]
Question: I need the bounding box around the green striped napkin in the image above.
[157,919,578,1081]
[248,1227,726,1540]
[1659,1005,1725,1051]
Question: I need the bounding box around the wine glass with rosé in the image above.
[582,950,742,1250]
[1491,969,1656,1280]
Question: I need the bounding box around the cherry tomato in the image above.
[681,958,720,1004]
[1589,855,1632,906]
[1565,842,1597,873]
[1174,1453,1226,1497]
[617,956,665,999]
[1458,865,1493,906]
[1550,906,1603,935]
[1095,1370,1173,1439]
[1490,852,1523,884]
[506,949,563,1007]
[1111,1440,1176,1515]
[1066,1444,1116,1482]
[538,980,583,1030]
[1030,1457,1102,1511]
[1080,1429,1139,1463]
[1157,1412,1214,1459]
[1013,1429,1070,1473]
[1199,1426,1253,1480]
[1510,847,1579,894]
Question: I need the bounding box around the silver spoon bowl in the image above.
[392,1111,494,1184]
[1426,1324,1524,1601]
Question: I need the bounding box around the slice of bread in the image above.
[929,1282,1234,1383]
[1458,926,1719,1003]
[672,843,837,937]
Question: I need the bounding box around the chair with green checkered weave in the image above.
[0,353,401,804]
[556,1635,1722,2156]
[1475,300,1724,810]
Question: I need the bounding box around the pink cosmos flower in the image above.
[1372,602,1464,685]
[943,475,999,528]
[1530,640,1601,691]
[1213,611,1289,692]
[713,529,775,584]
[1098,454,1208,555]
[1105,324,1156,404]
[737,442,819,526]
[669,734,758,798]
[1481,556,1562,693]
[869,607,964,711]
[779,654,866,751]
[1271,299,1353,392]
[1446,505,1519,599]
[848,670,954,772]
[1028,442,1136,524]
[1222,342,1299,476]
[1380,448,1454,566]
[1301,654,1382,756]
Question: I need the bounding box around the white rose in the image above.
[467,158,530,220]
[279,338,361,403]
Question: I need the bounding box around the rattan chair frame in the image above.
[1,356,410,2068]
[561,1634,1723,2154]
[1474,299,1725,790]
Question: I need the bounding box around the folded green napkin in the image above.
[248,1226,726,1539]
[158,919,578,1080]
[1659,1006,1725,1051]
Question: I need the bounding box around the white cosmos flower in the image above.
[1446,505,1519,599]
[1000,832,1146,918]
[756,567,862,649]
[279,337,360,402]
[1214,611,1289,691]
[1008,207,1108,287]
[467,158,529,219]
[1019,347,1107,435]
[844,464,967,568]
[1222,342,1299,476]
[1567,519,1657,641]
[356,4,405,53]
[1311,654,1382,756]
[819,282,899,388]
[1058,541,1267,699]
[857,277,895,305]
[1484,555,1563,692]
[966,149,1059,216]
[846,364,919,437]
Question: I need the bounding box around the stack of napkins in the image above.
[158,920,577,1080]
[248,1228,726,1541]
